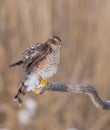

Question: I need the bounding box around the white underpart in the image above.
[24,72,40,92]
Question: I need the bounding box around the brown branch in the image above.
[47,83,110,110]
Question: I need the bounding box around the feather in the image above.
[14,75,27,106]
[14,72,39,106]
[22,43,52,72]
[9,60,23,68]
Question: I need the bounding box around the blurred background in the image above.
[0,0,110,130]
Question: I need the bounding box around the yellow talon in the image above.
[40,79,50,89]
[34,80,50,94]
[45,82,50,89]
[40,79,48,85]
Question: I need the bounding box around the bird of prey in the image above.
[10,36,62,106]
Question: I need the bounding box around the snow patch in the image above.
[18,98,38,125]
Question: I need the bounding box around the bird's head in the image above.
[47,36,62,47]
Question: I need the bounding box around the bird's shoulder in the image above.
[22,43,43,60]
[23,43,41,55]
[22,42,52,62]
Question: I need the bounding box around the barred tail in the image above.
[9,60,23,68]
[14,80,27,107]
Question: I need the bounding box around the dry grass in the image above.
[0,0,110,130]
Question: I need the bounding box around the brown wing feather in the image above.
[22,43,52,72]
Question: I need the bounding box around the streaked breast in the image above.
[36,48,60,79]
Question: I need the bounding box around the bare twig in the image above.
[47,83,110,110]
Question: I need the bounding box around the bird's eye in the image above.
[55,40,60,45]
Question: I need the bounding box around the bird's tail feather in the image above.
[14,77,27,106]
[9,60,23,68]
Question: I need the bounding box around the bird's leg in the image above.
[34,79,50,94]
[39,79,50,89]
